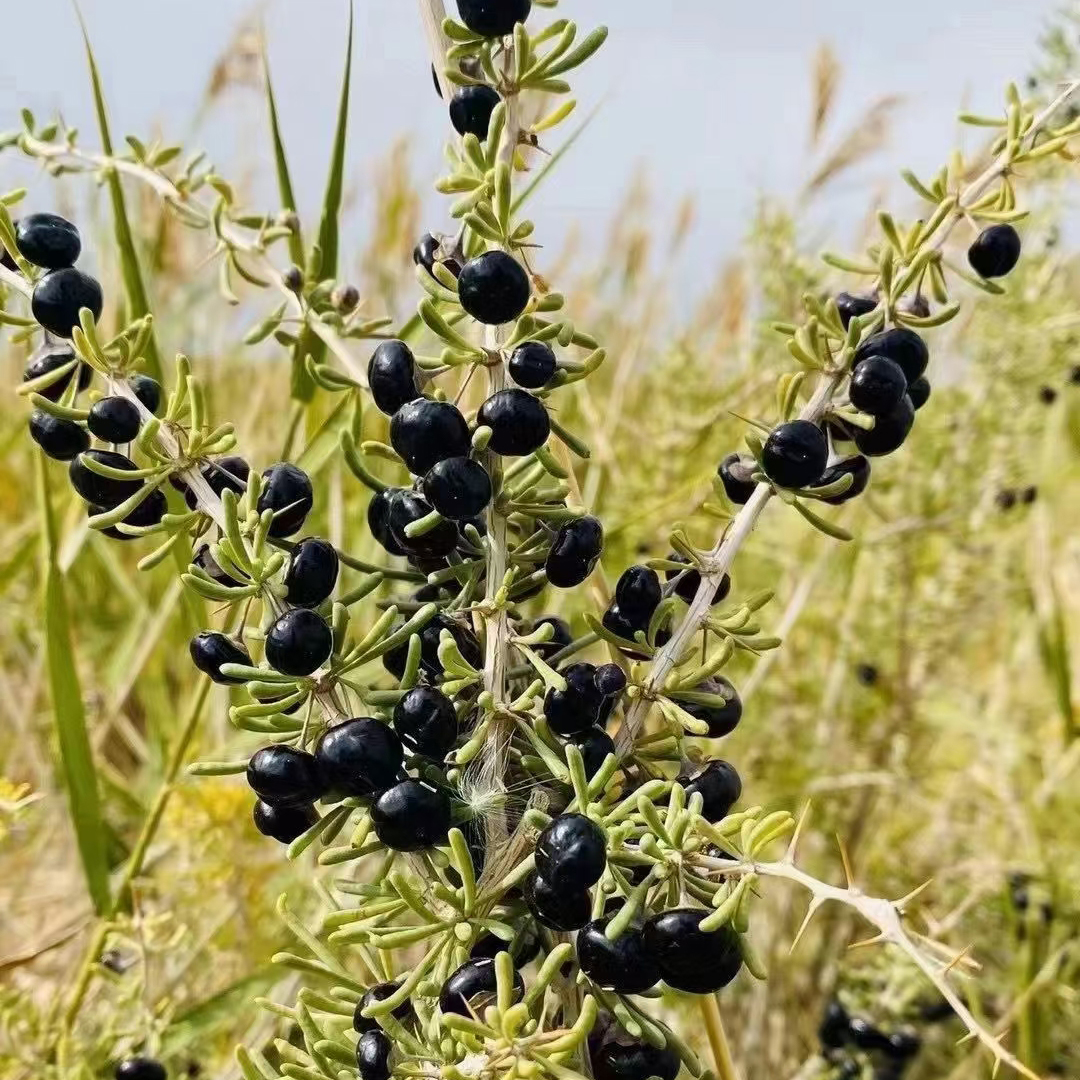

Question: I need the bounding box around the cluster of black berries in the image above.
[819,999,922,1080]
[995,484,1038,511]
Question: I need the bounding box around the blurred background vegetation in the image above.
[1,6,1079,1080]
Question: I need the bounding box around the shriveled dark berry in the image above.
[523,871,591,930]
[835,291,877,328]
[368,488,408,556]
[677,760,742,821]
[449,84,501,140]
[316,718,403,797]
[546,516,603,588]
[355,1029,392,1080]
[572,726,615,779]
[819,1000,852,1049]
[761,420,828,489]
[391,398,471,475]
[115,1058,167,1080]
[643,907,743,993]
[253,799,318,843]
[130,374,163,416]
[817,455,871,505]
[509,341,557,388]
[246,744,326,808]
[284,538,339,607]
[414,232,462,279]
[534,615,573,658]
[536,813,606,889]
[717,452,757,505]
[353,982,412,1033]
[457,250,531,325]
[88,396,141,443]
[423,456,492,519]
[968,223,1021,279]
[189,630,251,684]
[455,0,531,38]
[440,956,524,1016]
[16,212,81,269]
[849,356,907,416]
[852,395,915,457]
[258,462,313,537]
[591,1041,679,1080]
[665,553,731,606]
[29,411,88,461]
[387,489,460,557]
[69,449,141,508]
[368,340,419,416]
[393,686,458,759]
[372,779,451,851]
[544,662,603,735]
[674,676,742,738]
[477,389,550,456]
[576,918,659,994]
[614,565,661,624]
[32,267,103,337]
[854,328,928,384]
[23,344,92,402]
[594,664,626,697]
[265,608,333,676]
[907,375,930,411]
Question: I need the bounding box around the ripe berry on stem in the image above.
[115,1059,167,1080]
[508,341,557,388]
[439,957,524,1016]
[390,398,471,475]
[457,251,531,326]
[665,553,730,606]
[29,411,88,461]
[545,516,603,588]
[88,396,142,443]
[535,812,607,889]
[392,686,458,759]
[476,389,550,456]
[835,291,877,328]
[69,449,141,509]
[852,394,915,457]
[576,918,660,994]
[23,344,92,401]
[678,759,742,821]
[353,983,412,1033]
[853,328,929,384]
[316,718,404,797]
[423,456,492,519]
[253,799,318,843]
[355,1030,392,1080]
[523,871,592,930]
[246,744,326,808]
[572,726,616,778]
[371,779,451,851]
[15,212,81,269]
[284,538,339,607]
[387,490,461,557]
[761,420,828,489]
[591,1041,680,1080]
[543,662,603,735]
[642,908,743,992]
[414,233,462,279]
[368,340,419,416]
[189,630,251,684]
[455,0,532,38]
[449,84,501,140]
[675,676,742,737]
[182,455,250,509]
[264,608,333,677]
[130,374,163,415]
[849,356,908,416]
[717,452,758,505]
[968,223,1021,278]
[258,462,313,537]
[31,267,103,337]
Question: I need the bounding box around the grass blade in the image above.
[37,454,110,915]
[78,12,164,383]
[262,39,304,266]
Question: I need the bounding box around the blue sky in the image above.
[0,0,1063,299]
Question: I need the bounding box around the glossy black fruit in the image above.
[16,212,81,269]
[665,553,730,606]
[265,608,333,677]
[92,488,167,539]
[853,328,928,384]
[353,982,412,1033]
[440,956,524,1016]
[968,223,1021,279]
[387,489,461,557]
[130,374,163,415]
[761,420,828,489]
[544,662,603,735]
[675,676,742,738]
[536,812,606,889]
[115,1058,167,1080]
[849,1017,891,1053]
[284,538,339,607]
[258,462,313,537]
[368,340,419,416]
[189,630,251,684]
[69,449,141,508]
[907,375,931,411]
[546,516,603,588]
[677,760,742,821]
[414,232,462,279]
[819,999,851,1049]
[457,251,531,325]
[835,291,876,328]
[455,0,531,37]
[534,615,573,658]
[393,686,458,759]
[509,341,557,388]
[643,908,743,993]
[316,718,403,797]
[88,396,141,443]
[594,663,626,698]
[29,411,88,461]
[32,267,103,337]
[246,744,326,808]
[181,454,250,510]
[449,84,501,140]
[591,1041,679,1080]
[523,871,592,930]
[849,356,907,416]
[355,1030,392,1080]
[372,780,451,851]
[477,389,550,456]
[614,565,661,624]
[423,456,492,519]
[384,613,482,681]
[717,452,757,505]
[572,726,615,779]
[23,344,92,402]
[852,395,915,457]
[390,398,471,475]
[576,918,659,994]
[253,799,318,843]
[817,455,871,505]
[368,488,408,556]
